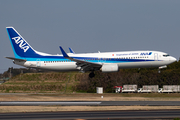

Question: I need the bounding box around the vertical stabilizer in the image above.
[6,27,39,58]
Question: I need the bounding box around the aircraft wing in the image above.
[5,57,27,62]
[59,47,102,71]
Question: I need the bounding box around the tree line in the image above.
[0,68,38,79]
[74,60,180,93]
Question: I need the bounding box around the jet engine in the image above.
[101,64,119,72]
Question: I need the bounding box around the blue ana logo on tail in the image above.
[140,52,152,55]
[6,27,41,58]
[12,36,29,52]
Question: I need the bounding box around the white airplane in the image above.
[6,27,177,77]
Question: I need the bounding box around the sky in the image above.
[0,0,180,73]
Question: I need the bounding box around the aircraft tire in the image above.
[89,72,95,78]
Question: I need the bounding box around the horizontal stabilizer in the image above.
[5,57,27,62]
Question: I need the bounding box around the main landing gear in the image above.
[89,71,95,78]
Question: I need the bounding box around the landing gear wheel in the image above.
[89,72,95,78]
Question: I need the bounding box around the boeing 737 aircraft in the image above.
[6,27,177,77]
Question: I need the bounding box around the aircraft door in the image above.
[154,53,158,61]
[36,59,41,67]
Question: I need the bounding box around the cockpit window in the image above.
[163,54,170,57]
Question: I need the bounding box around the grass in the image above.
[1,72,180,97]
[1,106,180,113]
[0,72,82,93]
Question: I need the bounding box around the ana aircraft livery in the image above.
[6,27,177,77]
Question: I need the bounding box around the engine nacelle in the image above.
[101,64,119,72]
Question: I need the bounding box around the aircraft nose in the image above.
[170,57,177,62]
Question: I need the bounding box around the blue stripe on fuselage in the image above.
[24,55,156,63]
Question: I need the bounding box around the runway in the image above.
[1,110,180,119]
[1,101,180,119]
[0,101,180,106]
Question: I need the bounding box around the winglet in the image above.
[69,47,75,54]
[59,46,69,58]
